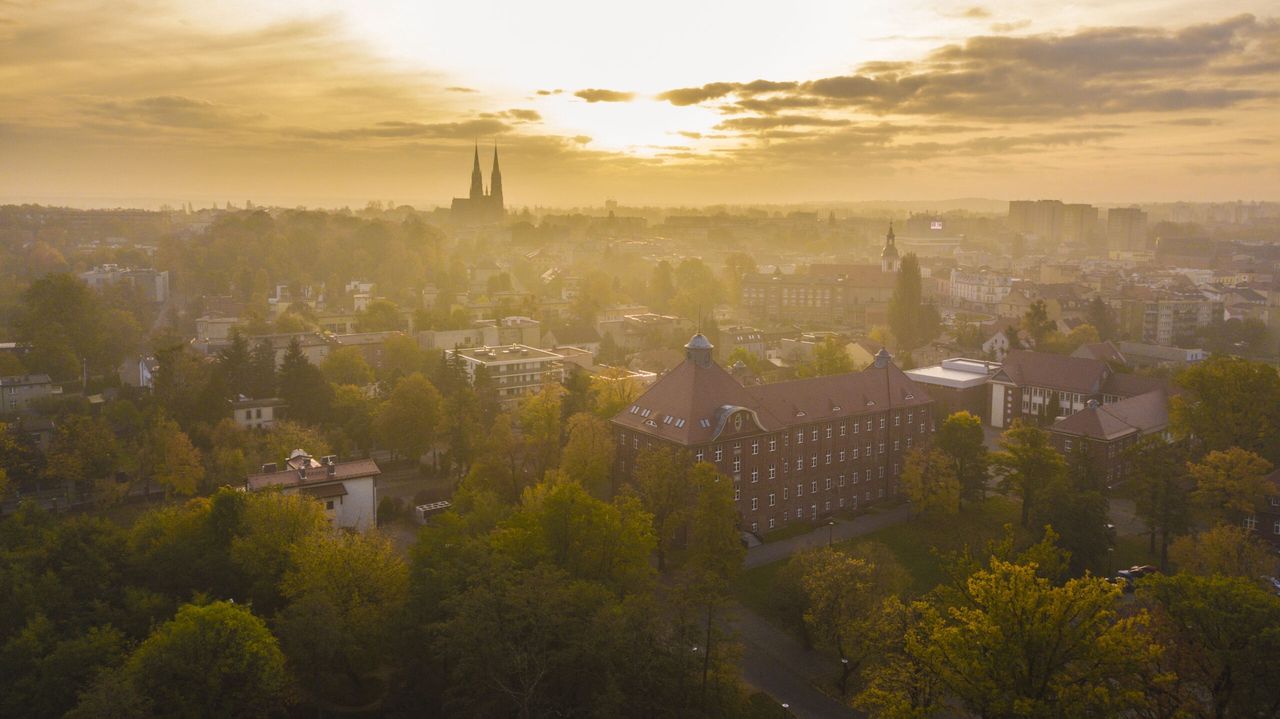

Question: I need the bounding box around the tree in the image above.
[142,417,204,498]
[1172,356,1280,462]
[631,447,692,572]
[276,338,331,425]
[1033,442,1111,575]
[1169,524,1278,578]
[1144,575,1280,718]
[560,412,616,498]
[277,531,408,703]
[379,334,425,382]
[647,260,676,313]
[900,448,960,516]
[1021,299,1056,347]
[247,339,276,398]
[354,298,404,332]
[797,548,882,695]
[591,369,640,419]
[1127,436,1193,570]
[374,372,442,464]
[229,491,331,614]
[859,560,1160,718]
[935,411,989,511]
[215,330,253,397]
[1085,297,1117,341]
[887,254,938,351]
[518,383,564,481]
[42,415,120,488]
[1187,447,1273,525]
[990,420,1066,527]
[122,601,287,719]
[321,346,374,386]
[797,337,853,377]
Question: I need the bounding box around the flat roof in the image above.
[450,344,563,362]
[904,359,997,389]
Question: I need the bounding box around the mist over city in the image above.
[2,2,1280,718]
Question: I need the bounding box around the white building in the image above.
[1,374,58,413]
[246,451,380,531]
[949,268,1013,310]
[231,397,284,430]
[447,344,565,409]
[79,265,170,303]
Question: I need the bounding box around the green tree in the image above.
[321,346,374,386]
[278,531,408,703]
[1032,442,1111,575]
[648,260,676,313]
[991,420,1066,528]
[277,338,332,425]
[229,491,330,613]
[561,412,616,498]
[1172,356,1280,462]
[631,447,693,572]
[1144,574,1280,718]
[1126,436,1192,570]
[379,334,425,382]
[247,339,276,398]
[797,337,854,377]
[1187,447,1273,525]
[900,448,960,516]
[1169,524,1278,578]
[518,383,564,480]
[42,415,120,488]
[354,299,404,332]
[141,417,204,498]
[797,548,884,695]
[374,372,442,464]
[1021,299,1056,348]
[859,560,1160,718]
[122,601,287,719]
[1085,296,1117,341]
[215,330,254,397]
[935,411,989,511]
[887,254,939,351]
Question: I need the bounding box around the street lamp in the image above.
[1107,547,1115,576]
[827,519,836,547]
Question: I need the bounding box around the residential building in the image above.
[246,450,380,531]
[1116,341,1207,369]
[1254,469,1280,551]
[0,374,57,414]
[949,268,1013,310]
[78,264,170,303]
[1047,391,1172,485]
[1107,207,1148,253]
[1114,287,1223,346]
[418,316,542,351]
[611,334,934,536]
[231,397,284,430]
[330,331,404,372]
[447,344,565,409]
[987,349,1169,429]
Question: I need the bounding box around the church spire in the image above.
[881,222,900,273]
[469,142,484,200]
[490,143,504,208]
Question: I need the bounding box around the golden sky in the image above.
[2,0,1278,207]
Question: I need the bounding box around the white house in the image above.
[246,450,380,531]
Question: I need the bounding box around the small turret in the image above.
[873,348,893,369]
[685,333,715,368]
[881,223,900,273]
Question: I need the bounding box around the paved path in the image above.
[734,602,862,719]
[745,504,914,568]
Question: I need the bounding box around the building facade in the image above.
[0,374,56,414]
[611,335,934,536]
[246,451,380,531]
[1046,391,1171,485]
[450,145,505,224]
[987,349,1169,429]
[448,344,565,409]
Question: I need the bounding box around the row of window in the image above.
[746,488,891,534]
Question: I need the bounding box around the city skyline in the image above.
[3,0,1279,207]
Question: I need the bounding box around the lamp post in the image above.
[827,519,836,547]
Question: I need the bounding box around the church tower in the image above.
[881,223,900,273]
[489,144,504,212]
[469,143,484,201]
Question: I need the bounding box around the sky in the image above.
[2,0,1279,208]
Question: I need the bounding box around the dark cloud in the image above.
[535,89,563,96]
[505,109,542,122]
[445,86,477,93]
[1160,117,1223,125]
[956,6,991,19]
[658,15,1280,121]
[284,118,511,141]
[573,88,636,103]
[990,20,1031,33]
[716,115,851,131]
[90,95,264,129]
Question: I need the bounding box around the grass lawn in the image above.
[734,496,1023,629]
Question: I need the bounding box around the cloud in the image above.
[505,108,542,122]
[535,89,563,96]
[956,6,991,19]
[715,115,851,131]
[90,95,265,129]
[657,15,1280,121]
[445,86,477,93]
[990,20,1031,33]
[573,88,636,103]
[284,118,512,141]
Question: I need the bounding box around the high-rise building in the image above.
[1008,199,1100,249]
[1107,207,1148,252]
[450,144,505,224]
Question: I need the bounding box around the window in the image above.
[795,457,803,471]
[893,439,900,451]
[811,480,818,494]
[695,450,704,462]
[894,415,900,427]
[853,422,859,434]
[750,468,758,483]
[783,487,789,500]
[825,478,833,491]
[769,437,777,452]
[852,471,859,484]
[1244,515,1258,531]
[752,497,759,511]
[838,474,845,487]
[732,458,741,473]
[906,438,913,449]
[811,429,818,442]
[866,443,872,456]
[714,447,723,462]
[734,487,741,501]
[839,497,846,508]
[796,431,804,444]
[879,417,886,429]
[907,411,913,424]
[769,517,776,529]
[752,440,759,455]
[839,450,846,462]
[826,426,832,439]
[879,442,885,455]
[879,467,885,479]
[796,483,804,497]
[865,419,872,431]
[825,500,831,512]
[865,490,871,501]
[825,452,832,465]
[769,464,777,479]
[751,521,758,533]
[1274,520,1280,535]
[769,493,776,507]
[810,455,818,468]
[852,448,859,460]
[840,423,847,436]
[325,500,335,510]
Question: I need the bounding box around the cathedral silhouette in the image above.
[450,144,505,224]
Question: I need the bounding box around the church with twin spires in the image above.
[450,144,505,225]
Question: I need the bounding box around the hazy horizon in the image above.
[4,0,1279,206]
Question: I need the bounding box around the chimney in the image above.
[873,348,892,369]
[261,462,277,473]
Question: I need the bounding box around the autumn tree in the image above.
[560,412,616,498]
[990,420,1066,527]
[1032,441,1111,574]
[1187,447,1273,525]
[1021,299,1056,348]
[118,601,287,719]
[887,253,939,351]
[1172,356,1280,462]
[141,417,204,498]
[900,448,960,516]
[1126,436,1192,570]
[277,338,332,425]
[935,411,989,511]
[1169,524,1278,578]
[796,337,854,377]
[374,372,442,464]
[321,346,374,386]
[518,382,564,481]
[631,446,692,572]
[797,548,884,695]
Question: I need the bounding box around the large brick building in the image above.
[611,334,934,536]
[1046,391,1171,485]
[987,350,1167,429]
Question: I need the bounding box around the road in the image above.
[745,504,914,568]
